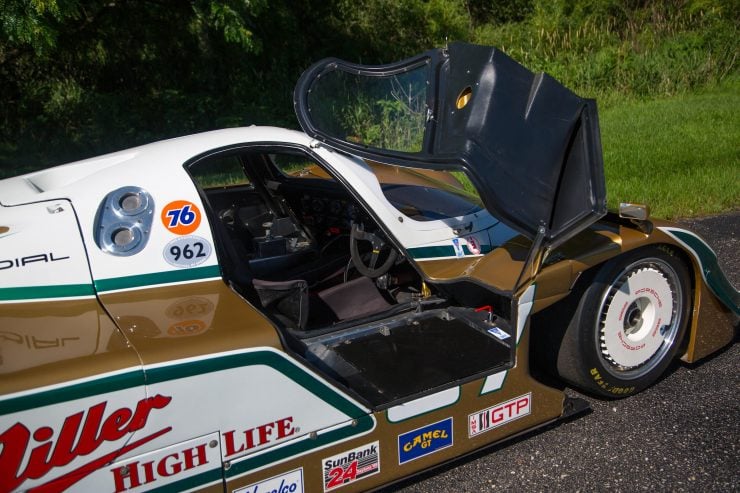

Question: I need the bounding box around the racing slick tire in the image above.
[556,246,691,398]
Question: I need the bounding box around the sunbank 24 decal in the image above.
[322,441,380,491]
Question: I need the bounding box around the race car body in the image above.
[0,42,736,492]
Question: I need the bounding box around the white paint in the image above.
[479,371,507,395]
[0,200,93,296]
[78,433,224,493]
[0,127,506,294]
[516,283,537,343]
[386,386,460,423]
[480,283,536,394]
[0,347,374,492]
[235,468,304,493]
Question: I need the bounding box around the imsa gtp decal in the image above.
[322,441,380,491]
[397,417,453,465]
[468,393,531,437]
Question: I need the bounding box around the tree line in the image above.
[0,0,736,175]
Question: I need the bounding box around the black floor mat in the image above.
[306,309,512,407]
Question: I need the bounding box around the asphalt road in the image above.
[383,211,739,493]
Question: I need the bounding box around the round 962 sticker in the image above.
[163,235,212,268]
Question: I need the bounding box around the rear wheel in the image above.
[556,246,691,398]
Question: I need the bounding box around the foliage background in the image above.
[0,0,737,215]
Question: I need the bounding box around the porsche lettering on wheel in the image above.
[599,259,683,374]
[551,246,694,397]
[1,42,736,492]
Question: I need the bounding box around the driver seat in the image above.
[317,277,391,321]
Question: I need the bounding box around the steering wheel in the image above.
[350,223,398,278]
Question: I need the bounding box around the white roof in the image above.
[0,126,311,206]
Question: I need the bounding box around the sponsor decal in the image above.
[397,417,453,465]
[163,235,212,267]
[466,236,481,255]
[161,200,202,235]
[0,251,69,271]
[451,238,465,258]
[111,439,211,492]
[235,467,304,493]
[222,417,296,459]
[486,325,510,341]
[468,393,531,437]
[322,441,380,491]
[0,394,172,492]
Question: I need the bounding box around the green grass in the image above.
[601,79,739,219]
[2,83,737,222]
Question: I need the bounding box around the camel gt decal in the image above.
[398,417,453,464]
[0,394,172,492]
[161,200,202,235]
[322,441,379,491]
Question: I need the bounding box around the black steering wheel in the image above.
[350,223,398,278]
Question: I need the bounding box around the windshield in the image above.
[306,60,430,153]
[367,161,484,222]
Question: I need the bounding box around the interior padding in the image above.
[318,277,391,321]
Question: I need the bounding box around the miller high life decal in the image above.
[468,393,531,437]
[222,416,296,459]
[0,394,172,492]
[322,441,380,491]
[109,433,220,492]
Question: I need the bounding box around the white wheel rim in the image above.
[598,258,682,378]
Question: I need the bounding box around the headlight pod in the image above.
[95,186,154,256]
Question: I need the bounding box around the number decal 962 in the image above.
[163,236,212,268]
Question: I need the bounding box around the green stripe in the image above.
[145,352,366,420]
[225,415,374,478]
[146,468,223,493]
[0,283,94,301]
[2,350,366,420]
[1,349,373,487]
[144,351,372,481]
[95,265,221,292]
[0,371,143,415]
[408,244,493,259]
[664,228,739,315]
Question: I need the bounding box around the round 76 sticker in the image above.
[163,235,212,268]
[161,200,202,235]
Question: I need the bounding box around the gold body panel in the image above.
[0,215,734,491]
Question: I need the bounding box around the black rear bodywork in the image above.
[294,42,607,247]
